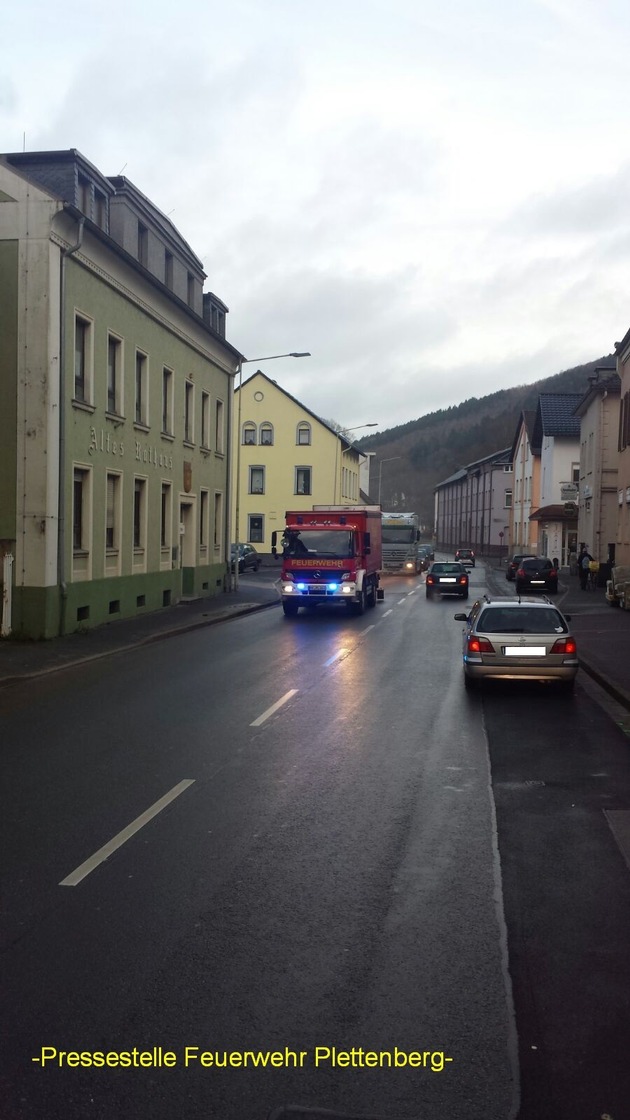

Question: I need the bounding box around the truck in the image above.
[271,506,383,617]
[381,511,422,574]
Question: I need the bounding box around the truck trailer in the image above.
[381,511,422,574]
[271,506,383,617]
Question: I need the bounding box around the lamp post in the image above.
[334,423,378,503]
[378,456,401,506]
[232,351,310,590]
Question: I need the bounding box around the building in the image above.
[527,393,582,564]
[434,448,512,555]
[0,149,241,639]
[232,371,365,556]
[509,410,539,555]
[573,365,620,566]
[614,330,630,567]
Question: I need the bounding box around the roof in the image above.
[510,409,537,461]
[531,393,583,448]
[573,370,621,417]
[529,503,578,523]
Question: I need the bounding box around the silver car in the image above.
[454,595,578,691]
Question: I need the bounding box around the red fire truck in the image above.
[271,506,384,617]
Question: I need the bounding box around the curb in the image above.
[0,598,279,688]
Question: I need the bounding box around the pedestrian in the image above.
[579,547,593,590]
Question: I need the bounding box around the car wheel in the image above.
[549,581,557,593]
[254,561,260,572]
[559,678,575,693]
[515,582,523,594]
[461,591,469,600]
[464,673,477,691]
[426,590,433,599]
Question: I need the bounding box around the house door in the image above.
[179,501,195,595]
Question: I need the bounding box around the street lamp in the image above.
[377,456,401,506]
[232,351,311,590]
[334,423,378,503]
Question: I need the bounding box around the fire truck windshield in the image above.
[283,529,354,559]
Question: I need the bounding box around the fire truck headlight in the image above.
[283,583,295,594]
[342,585,353,595]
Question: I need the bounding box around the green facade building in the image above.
[0,150,241,638]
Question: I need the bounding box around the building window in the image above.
[249,466,265,495]
[135,351,148,426]
[162,368,173,435]
[201,391,210,449]
[199,489,209,549]
[138,222,148,267]
[295,467,312,495]
[297,422,311,445]
[504,488,513,508]
[105,472,121,551]
[73,468,90,552]
[260,423,273,445]
[161,482,172,549]
[248,514,264,543]
[74,315,92,403]
[78,176,91,216]
[214,492,223,551]
[94,190,107,230]
[571,463,580,485]
[242,423,256,445]
[165,250,173,289]
[107,335,123,415]
[133,478,147,550]
[184,381,194,443]
[215,399,224,454]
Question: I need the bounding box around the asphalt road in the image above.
[1,563,630,1120]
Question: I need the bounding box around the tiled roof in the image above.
[532,393,582,449]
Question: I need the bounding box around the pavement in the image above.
[1,566,630,713]
[0,571,282,687]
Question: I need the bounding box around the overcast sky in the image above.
[4,0,630,432]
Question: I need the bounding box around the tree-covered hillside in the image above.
[358,355,615,526]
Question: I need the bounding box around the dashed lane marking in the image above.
[59,779,195,887]
[250,688,299,727]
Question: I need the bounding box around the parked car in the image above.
[230,543,261,573]
[453,595,578,691]
[426,562,469,599]
[506,553,535,581]
[455,547,475,567]
[514,556,558,594]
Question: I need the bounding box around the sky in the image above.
[4,0,630,433]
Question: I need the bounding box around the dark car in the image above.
[506,553,535,581]
[426,561,469,599]
[417,545,434,571]
[514,556,558,595]
[453,595,578,691]
[455,548,475,567]
[230,543,261,573]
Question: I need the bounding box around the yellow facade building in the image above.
[232,371,366,556]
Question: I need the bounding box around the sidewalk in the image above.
[0,577,280,687]
[556,570,630,710]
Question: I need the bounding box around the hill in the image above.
[358,355,615,526]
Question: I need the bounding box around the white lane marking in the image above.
[360,624,375,635]
[324,648,349,667]
[382,609,393,618]
[397,597,407,605]
[250,688,299,727]
[59,779,195,887]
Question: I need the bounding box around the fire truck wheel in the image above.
[355,585,367,615]
[367,580,377,607]
[282,600,299,617]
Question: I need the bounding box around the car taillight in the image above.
[468,636,495,654]
[459,576,467,584]
[550,637,577,655]
[516,567,525,577]
[427,575,434,584]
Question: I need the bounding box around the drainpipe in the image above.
[58,214,84,635]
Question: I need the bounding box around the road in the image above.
[1,562,630,1120]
